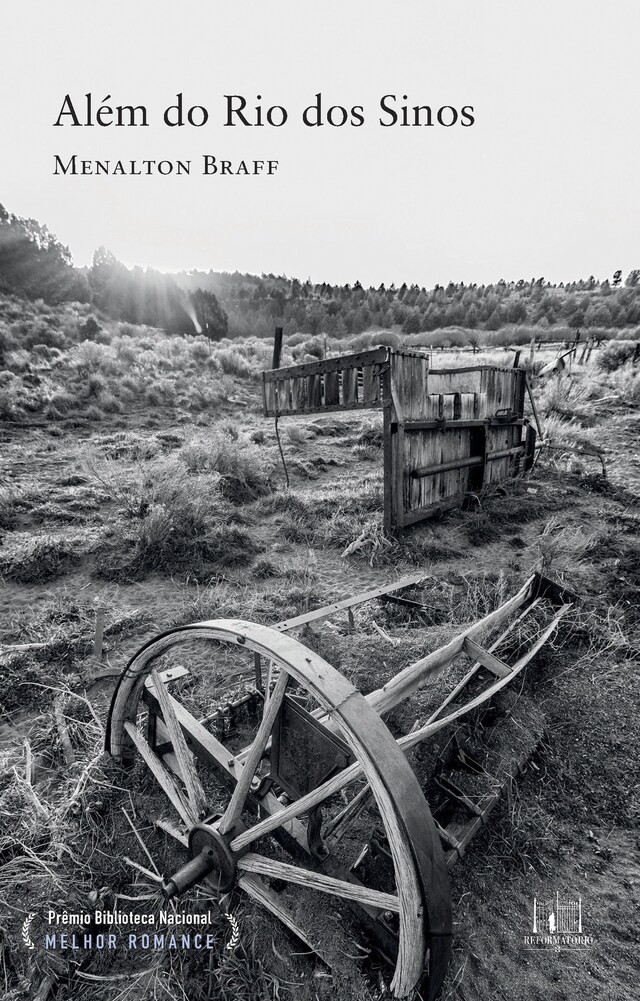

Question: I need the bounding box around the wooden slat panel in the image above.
[427,394,441,419]
[264,380,276,414]
[442,395,455,420]
[263,347,388,382]
[362,365,375,403]
[461,393,476,418]
[292,377,307,411]
[343,367,358,405]
[307,374,322,409]
[325,371,340,406]
[428,370,483,396]
[276,377,291,413]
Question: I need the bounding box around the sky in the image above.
[1,1,639,288]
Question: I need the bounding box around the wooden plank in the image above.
[403,418,527,430]
[428,370,482,396]
[324,371,340,406]
[275,570,431,632]
[463,637,511,678]
[263,379,276,415]
[383,403,394,533]
[275,377,291,413]
[343,367,358,405]
[362,365,375,403]
[364,575,536,716]
[263,348,388,382]
[292,377,307,411]
[307,374,322,409]
[394,422,405,528]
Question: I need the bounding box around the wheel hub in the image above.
[162,820,237,899]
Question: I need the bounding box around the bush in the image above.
[94,455,260,580]
[596,342,637,372]
[607,368,640,403]
[215,348,253,378]
[0,535,76,583]
[80,315,102,339]
[368,329,402,349]
[0,386,21,420]
[180,434,273,502]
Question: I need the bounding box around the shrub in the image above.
[368,329,402,349]
[0,535,76,583]
[86,373,107,397]
[80,315,102,339]
[100,392,124,413]
[190,339,211,363]
[0,386,21,420]
[216,348,253,378]
[607,368,640,403]
[145,379,176,406]
[596,342,637,372]
[47,390,77,414]
[94,456,260,580]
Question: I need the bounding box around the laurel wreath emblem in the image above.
[224,912,240,951]
[22,913,36,950]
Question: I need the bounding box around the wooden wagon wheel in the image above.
[105,619,452,998]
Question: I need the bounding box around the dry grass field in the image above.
[1,305,639,1001]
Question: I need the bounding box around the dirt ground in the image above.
[1,351,639,1001]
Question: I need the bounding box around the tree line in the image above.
[1,202,639,343]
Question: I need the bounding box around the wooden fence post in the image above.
[272,327,284,370]
[94,607,106,661]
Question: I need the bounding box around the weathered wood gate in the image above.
[262,348,536,532]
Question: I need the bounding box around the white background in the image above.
[1,1,639,286]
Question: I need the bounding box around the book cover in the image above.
[1,3,638,1000]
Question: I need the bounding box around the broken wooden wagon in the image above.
[106,571,574,999]
[262,348,537,532]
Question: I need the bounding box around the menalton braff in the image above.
[53,156,279,176]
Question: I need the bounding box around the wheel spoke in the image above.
[218,670,288,836]
[230,759,363,852]
[123,721,196,827]
[323,782,372,842]
[237,853,400,912]
[149,669,208,819]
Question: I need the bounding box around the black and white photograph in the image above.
[1,2,639,1000]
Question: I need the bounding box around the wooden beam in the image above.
[263,348,388,382]
[463,638,511,679]
[396,604,572,753]
[364,575,536,717]
[272,327,283,369]
[274,571,429,633]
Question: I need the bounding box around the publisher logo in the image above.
[523,894,593,951]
